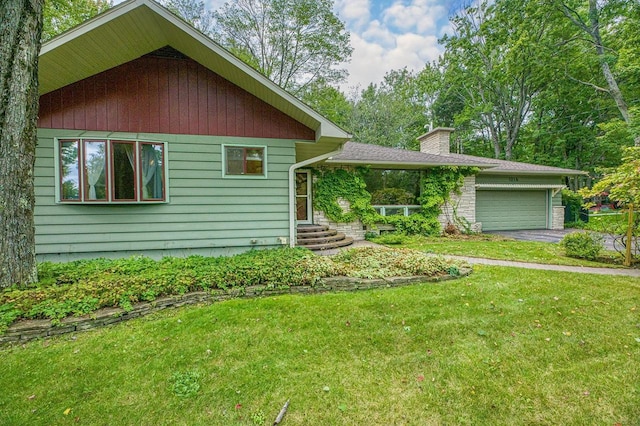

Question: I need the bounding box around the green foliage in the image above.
[331,247,453,279]
[0,304,21,333]
[212,0,352,94]
[348,68,429,150]
[580,211,640,260]
[0,247,462,330]
[170,371,202,398]
[313,167,476,237]
[371,233,408,245]
[313,168,380,225]
[562,189,586,223]
[581,147,640,206]
[419,167,478,233]
[560,232,604,260]
[43,0,111,40]
[381,214,441,237]
[370,188,416,205]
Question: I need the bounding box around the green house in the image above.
[35,0,583,261]
[36,0,350,261]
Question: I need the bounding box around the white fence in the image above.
[373,205,422,217]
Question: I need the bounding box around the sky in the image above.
[330,0,467,91]
[116,0,468,91]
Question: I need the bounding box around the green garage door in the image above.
[476,190,548,231]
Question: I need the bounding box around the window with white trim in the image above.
[223,145,266,177]
[57,139,166,203]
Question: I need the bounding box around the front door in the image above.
[295,170,312,224]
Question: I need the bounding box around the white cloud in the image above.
[342,30,443,91]
[335,0,371,30]
[361,20,396,48]
[338,0,450,90]
[382,0,447,33]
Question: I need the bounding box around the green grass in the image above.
[385,235,625,268]
[1,266,639,425]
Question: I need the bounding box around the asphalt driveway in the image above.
[486,229,617,251]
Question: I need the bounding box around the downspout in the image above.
[288,146,344,248]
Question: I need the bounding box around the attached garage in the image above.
[476,189,549,231]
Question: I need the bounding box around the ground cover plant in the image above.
[1,266,638,425]
[375,234,624,268]
[0,247,459,331]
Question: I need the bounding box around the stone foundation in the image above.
[313,198,367,240]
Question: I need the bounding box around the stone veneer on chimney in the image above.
[418,127,455,156]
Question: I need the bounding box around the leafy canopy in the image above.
[212,0,352,95]
[43,0,111,40]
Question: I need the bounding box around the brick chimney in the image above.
[417,127,454,156]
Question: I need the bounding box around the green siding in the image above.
[35,129,297,260]
[477,190,548,231]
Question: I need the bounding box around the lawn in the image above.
[377,234,626,268]
[1,266,639,425]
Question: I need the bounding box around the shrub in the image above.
[0,247,465,330]
[560,232,604,260]
[382,214,441,236]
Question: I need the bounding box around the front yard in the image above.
[1,265,639,425]
[373,234,627,268]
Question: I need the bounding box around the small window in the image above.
[56,138,166,203]
[224,145,266,177]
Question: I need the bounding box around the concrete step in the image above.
[296,224,329,234]
[301,237,354,251]
[297,233,347,245]
[296,229,338,239]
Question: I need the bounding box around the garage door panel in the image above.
[477,190,547,231]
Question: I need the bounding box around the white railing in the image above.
[373,205,422,217]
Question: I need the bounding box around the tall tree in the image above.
[0,0,43,288]
[556,0,639,145]
[158,0,215,34]
[212,0,352,95]
[440,0,550,160]
[348,68,429,150]
[43,0,110,40]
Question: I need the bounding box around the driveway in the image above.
[486,229,617,251]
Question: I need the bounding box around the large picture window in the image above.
[224,145,266,177]
[57,139,166,203]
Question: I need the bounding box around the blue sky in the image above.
[329,0,467,91]
[116,0,467,91]
[201,0,467,90]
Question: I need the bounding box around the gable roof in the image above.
[38,0,350,148]
[327,142,585,176]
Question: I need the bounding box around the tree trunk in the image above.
[586,0,639,147]
[0,0,43,288]
[559,0,639,146]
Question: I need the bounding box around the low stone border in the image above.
[1,268,471,346]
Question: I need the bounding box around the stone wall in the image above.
[438,175,482,232]
[313,198,367,240]
[1,269,471,345]
[552,206,565,230]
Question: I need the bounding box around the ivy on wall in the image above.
[313,166,478,235]
[418,166,479,217]
[312,168,380,225]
